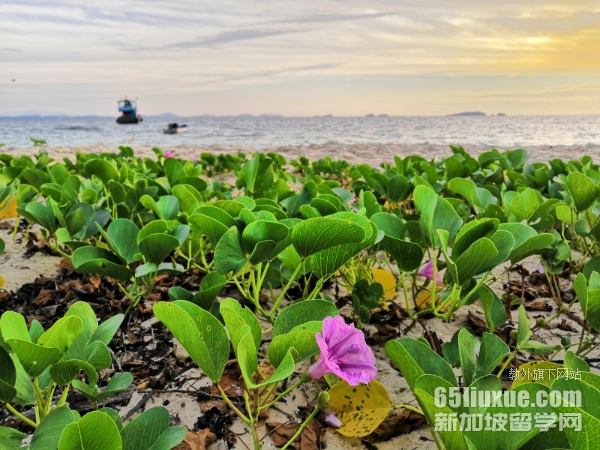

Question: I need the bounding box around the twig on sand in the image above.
[121,391,154,422]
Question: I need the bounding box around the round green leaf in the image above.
[153,301,229,383]
[273,300,337,337]
[59,410,122,450]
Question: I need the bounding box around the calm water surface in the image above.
[1,115,599,149]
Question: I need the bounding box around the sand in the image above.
[4,142,600,166]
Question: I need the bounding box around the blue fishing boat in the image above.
[116,98,142,124]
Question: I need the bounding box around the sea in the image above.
[0,115,599,149]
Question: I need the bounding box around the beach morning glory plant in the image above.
[154,298,379,449]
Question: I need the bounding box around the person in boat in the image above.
[168,123,179,130]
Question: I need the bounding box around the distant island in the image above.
[447,111,486,116]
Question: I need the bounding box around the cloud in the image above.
[2,48,22,52]
[210,62,339,83]
[273,12,397,24]
[165,28,306,49]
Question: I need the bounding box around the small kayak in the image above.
[164,124,188,134]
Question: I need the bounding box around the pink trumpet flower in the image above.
[418,259,444,284]
[164,151,174,158]
[307,316,377,386]
[325,414,343,428]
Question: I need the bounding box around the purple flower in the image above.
[325,414,343,428]
[307,316,377,386]
[164,151,174,158]
[418,259,443,284]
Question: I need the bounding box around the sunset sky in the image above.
[1,0,600,116]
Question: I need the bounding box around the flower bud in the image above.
[510,330,518,341]
[536,318,546,327]
[317,391,329,408]
[560,305,570,314]
[325,414,342,428]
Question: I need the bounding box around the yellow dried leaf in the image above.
[511,361,563,388]
[327,379,392,437]
[371,268,396,300]
[415,289,448,312]
[0,196,18,219]
[0,275,4,289]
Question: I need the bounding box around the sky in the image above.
[1,0,600,116]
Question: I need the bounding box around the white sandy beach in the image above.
[4,142,600,165]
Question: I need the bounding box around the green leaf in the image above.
[137,220,168,244]
[214,227,249,276]
[0,426,26,450]
[237,327,295,389]
[268,331,319,367]
[241,220,289,255]
[550,378,600,450]
[220,298,262,354]
[497,223,555,263]
[188,205,237,247]
[59,410,122,450]
[98,408,123,431]
[194,272,227,310]
[353,279,384,310]
[310,220,378,279]
[0,311,31,343]
[466,381,556,450]
[93,315,125,346]
[413,375,468,450]
[291,217,365,258]
[96,373,134,401]
[413,185,462,248]
[240,153,274,195]
[0,347,16,403]
[452,238,498,286]
[139,233,180,265]
[575,272,600,331]
[38,315,83,356]
[517,305,532,349]
[583,256,600,280]
[478,285,507,332]
[84,159,119,184]
[273,300,338,337]
[474,333,510,382]
[50,359,98,386]
[7,339,61,378]
[120,407,187,450]
[519,340,560,355]
[385,338,457,391]
[452,219,498,260]
[381,234,424,272]
[564,350,590,373]
[29,406,76,450]
[371,212,406,240]
[97,219,140,264]
[448,178,497,213]
[153,301,229,383]
[10,355,35,405]
[509,188,541,222]
[72,246,132,282]
[566,172,599,211]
